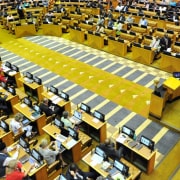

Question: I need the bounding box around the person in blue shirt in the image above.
[139,16,148,26]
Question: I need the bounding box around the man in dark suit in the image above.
[98,138,124,160]
[66,163,98,180]
[39,98,61,117]
[0,93,9,116]
[160,33,172,52]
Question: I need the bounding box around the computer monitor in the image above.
[23,97,32,107]
[11,65,19,72]
[60,91,69,101]
[26,72,33,79]
[93,110,105,122]
[80,103,91,114]
[33,105,41,113]
[19,137,29,149]
[113,160,129,177]
[121,125,135,139]
[95,146,107,159]
[68,127,79,140]
[60,127,69,137]
[31,148,43,162]
[140,135,154,151]
[173,72,180,78]
[7,87,16,96]
[5,61,11,68]
[0,120,9,132]
[50,85,58,95]
[1,82,7,89]
[54,118,64,128]
[33,76,42,85]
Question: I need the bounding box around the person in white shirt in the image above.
[150,36,161,60]
[10,113,35,139]
[0,141,19,178]
[139,16,148,26]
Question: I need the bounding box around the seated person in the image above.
[6,159,34,180]
[113,20,123,35]
[96,24,105,33]
[61,111,74,128]
[160,33,172,52]
[107,18,114,29]
[39,98,61,117]
[118,13,126,22]
[98,138,124,160]
[38,139,67,167]
[0,141,19,178]
[150,36,161,59]
[139,16,148,26]
[66,163,98,180]
[0,92,10,116]
[10,113,37,139]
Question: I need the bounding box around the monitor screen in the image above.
[19,137,29,149]
[7,87,16,96]
[5,61,11,68]
[54,118,64,128]
[73,110,82,120]
[34,76,42,85]
[23,97,32,107]
[173,72,180,78]
[31,148,42,162]
[26,72,33,79]
[1,82,7,89]
[50,85,58,95]
[33,105,41,112]
[60,91,69,101]
[11,65,19,72]
[68,127,78,140]
[80,103,91,113]
[93,110,105,122]
[114,160,124,172]
[122,125,135,139]
[0,120,9,132]
[95,147,106,158]
[60,127,69,137]
[140,135,154,151]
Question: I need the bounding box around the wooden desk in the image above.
[42,24,62,37]
[115,134,156,174]
[42,123,81,162]
[2,69,21,88]
[132,45,154,65]
[80,112,106,142]
[8,143,48,179]
[0,87,19,114]
[0,127,14,146]
[18,77,43,102]
[149,87,169,119]
[70,28,85,43]
[15,24,36,38]
[82,151,141,180]
[163,77,180,101]
[107,38,128,56]
[79,22,96,31]
[42,91,71,113]
[160,54,180,73]
[87,33,104,50]
[13,103,46,135]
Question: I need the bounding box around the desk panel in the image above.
[70,28,85,43]
[15,24,36,38]
[160,54,180,73]
[87,34,104,50]
[132,46,154,65]
[42,24,62,37]
[0,128,14,146]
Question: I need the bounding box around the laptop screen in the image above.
[31,149,42,162]
[60,91,69,101]
[33,105,41,112]
[95,147,105,158]
[50,85,58,95]
[60,127,69,137]
[122,125,135,139]
[11,65,19,72]
[5,61,11,68]
[7,87,16,96]
[24,97,32,107]
[114,160,124,172]
[59,174,67,180]
[19,137,29,149]
[0,120,9,132]
[140,135,154,151]
[93,110,105,122]
[54,118,64,128]
[74,110,82,120]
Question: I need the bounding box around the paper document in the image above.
[50,95,59,101]
[116,134,127,144]
[20,103,27,108]
[92,118,100,123]
[66,139,77,149]
[91,154,103,164]
[53,97,62,104]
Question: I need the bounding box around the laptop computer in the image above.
[56,140,66,153]
[22,118,31,126]
[70,110,82,124]
[108,160,124,176]
[19,154,29,164]
[56,128,69,142]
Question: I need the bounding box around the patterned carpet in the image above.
[0,35,179,169]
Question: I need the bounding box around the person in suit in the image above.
[160,33,172,52]
[98,138,124,160]
[0,93,9,116]
[39,98,61,117]
[66,163,98,180]
[118,13,126,22]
